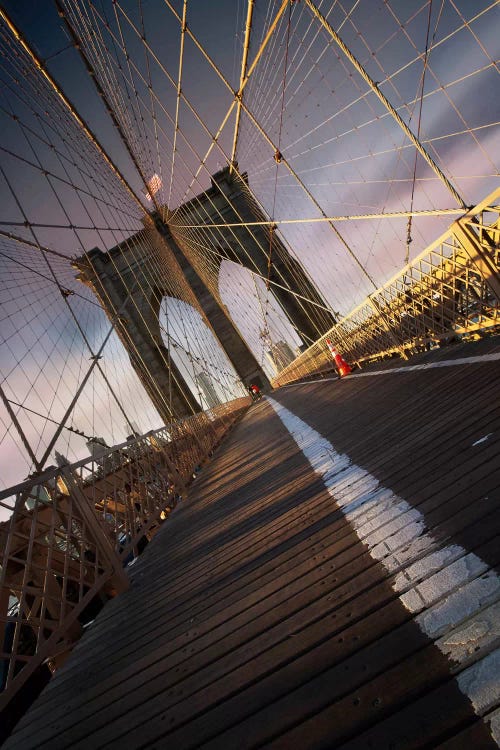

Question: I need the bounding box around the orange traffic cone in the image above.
[326,339,352,377]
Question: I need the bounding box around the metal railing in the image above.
[272,188,500,386]
[0,396,250,713]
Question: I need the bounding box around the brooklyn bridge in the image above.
[0,1,499,747]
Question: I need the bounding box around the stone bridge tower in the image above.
[73,221,266,422]
[74,168,335,422]
[161,167,336,347]
[73,227,204,422]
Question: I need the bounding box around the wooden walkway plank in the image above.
[37,533,500,749]
[28,463,499,739]
[4,341,500,750]
[72,428,497,668]
[435,708,500,750]
[26,423,328,672]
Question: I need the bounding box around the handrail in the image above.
[272,188,500,387]
[0,396,250,716]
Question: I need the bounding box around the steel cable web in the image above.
[64,0,345,333]
[0,11,246,492]
[0,0,498,487]
[65,0,337,349]
[239,0,497,304]
[0,0,498,725]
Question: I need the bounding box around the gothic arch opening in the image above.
[218,260,304,381]
[159,296,246,409]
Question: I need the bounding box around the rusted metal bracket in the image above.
[452,219,500,302]
[60,467,129,595]
[368,295,410,360]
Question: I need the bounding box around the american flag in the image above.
[144,173,162,201]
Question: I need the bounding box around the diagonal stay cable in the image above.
[303,0,466,208]
[168,0,188,209]
[153,0,378,288]
[85,0,333,326]
[0,6,148,217]
[54,0,162,215]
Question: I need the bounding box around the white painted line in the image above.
[488,707,500,746]
[277,351,500,388]
[457,650,500,716]
[267,396,500,745]
[439,601,500,666]
[351,352,500,377]
[472,433,494,447]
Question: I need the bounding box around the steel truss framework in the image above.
[0,397,248,715]
[273,188,500,386]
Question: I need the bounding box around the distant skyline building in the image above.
[86,437,108,462]
[195,372,221,409]
[266,340,296,373]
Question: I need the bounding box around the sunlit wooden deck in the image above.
[4,337,500,749]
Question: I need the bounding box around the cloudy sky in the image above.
[0,0,498,498]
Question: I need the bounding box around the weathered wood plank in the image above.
[5,341,500,750]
